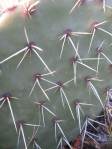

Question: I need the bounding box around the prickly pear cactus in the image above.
[0,0,112,149]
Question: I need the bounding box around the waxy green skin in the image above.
[0,0,112,148]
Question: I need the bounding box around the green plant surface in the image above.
[0,0,112,149]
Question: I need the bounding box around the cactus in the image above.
[0,0,112,148]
